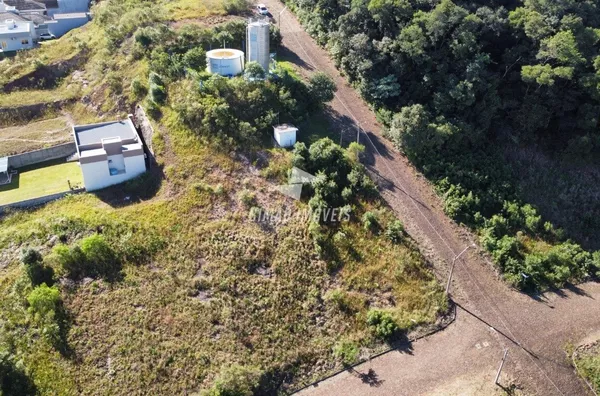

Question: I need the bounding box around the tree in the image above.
[183,47,206,71]
[243,61,266,80]
[308,72,336,107]
[20,248,53,286]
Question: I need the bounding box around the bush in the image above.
[223,0,250,15]
[203,364,262,396]
[366,309,398,340]
[0,352,36,396]
[27,284,64,348]
[130,77,148,100]
[385,220,404,244]
[308,72,336,108]
[244,61,266,80]
[149,82,167,104]
[55,234,121,281]
[106,72,123,95]
[362,211,379,233]
[333,340,359,365]
[20,248,54,286]
[238,189,256,207]
[183,47,206,71]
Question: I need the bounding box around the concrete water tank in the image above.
[206,49,245,76]
[246,20,270,72]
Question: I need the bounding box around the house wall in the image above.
[47,14,89,37]
[0,32,34,52]
[50,0,89,16]
[81,154,146,191]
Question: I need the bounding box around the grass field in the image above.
[0,160,82,205]
[575,342,600,393]
[0,117,71,157]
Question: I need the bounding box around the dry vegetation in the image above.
[0,0,447,394]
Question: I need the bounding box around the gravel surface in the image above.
[264,2,600,395]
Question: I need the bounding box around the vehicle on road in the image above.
[38,33,56,41]
[256,3,268,15]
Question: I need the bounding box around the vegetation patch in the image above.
[286,0,600,290]
[574,341,600,393]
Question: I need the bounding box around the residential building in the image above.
[73,117,147,191]
[0,18,35,52]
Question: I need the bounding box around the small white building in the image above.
[273,124,298,148]
[0,18,35,52]
[73,117,147,191]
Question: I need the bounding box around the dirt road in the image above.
[262,2,600,395]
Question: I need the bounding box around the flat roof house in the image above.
[0,18,34,52]
[73,117,147,191]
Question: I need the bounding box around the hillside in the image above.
[0,0,447,394]
[284,0,600,290]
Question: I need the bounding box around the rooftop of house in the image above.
[53,12,88,19]
[0,11,27,21]
[4,0,46,12]
[0,18,33,34]
[73,119,140,150]
[36,0,57,8]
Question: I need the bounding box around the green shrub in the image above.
[0,352,36,396]
[130,77,148,100]
[106,72,123,95]
[385,220,404,244]
[366,309,398,340]
[238,190,256,207]
[149,82,167,104]
[183,47,206,71]
[333,340,359,366]
[362,211,379,233]
[20,248,54,286]
[223,0,250,15]
[324,288,352,313]
[55,234,121,281]
[203,364,262,396]
[145,99,161,119]
[27,284,63,348]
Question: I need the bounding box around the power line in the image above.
[278,6,566,395]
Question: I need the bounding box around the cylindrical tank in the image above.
[246,20,270,72]
[206,49,245,76]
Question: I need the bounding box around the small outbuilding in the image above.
[72,116,146,191]
[273,124,298,148]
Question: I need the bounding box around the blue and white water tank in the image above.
[206,48,245,76]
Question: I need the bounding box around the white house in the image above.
[273,124,298,148]
[0,18,35,52]
[73,117,147,191]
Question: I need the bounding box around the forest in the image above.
[285,0,600,290]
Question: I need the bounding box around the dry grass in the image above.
[164,0,226,21]
[0,117,71,157]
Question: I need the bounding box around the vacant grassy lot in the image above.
[0,160,82,205]
[574,341,600,392]
[0,117,71,157]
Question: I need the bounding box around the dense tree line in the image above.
[285,0,600,289]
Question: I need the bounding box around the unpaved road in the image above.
[262,1,600,395]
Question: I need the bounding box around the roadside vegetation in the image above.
[573,341,600,393]
[285,0,600,290]
[0,0,446,394]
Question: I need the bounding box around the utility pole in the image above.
[278,6,287,31]
[495,348,509,386]
[445,243,476,294]
[356,122,361,144]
